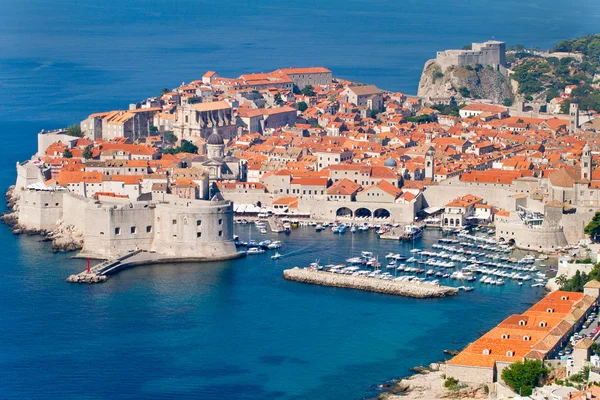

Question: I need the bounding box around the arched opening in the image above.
[336,207,353,218]
[482,349,490,355]
[506,351,514,357]
[508,238,515,246]
[444,218,448,225]
[373,208,390,219]
[355,208,372,219]
[450,218,455,226]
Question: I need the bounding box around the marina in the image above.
[235,219,558,294]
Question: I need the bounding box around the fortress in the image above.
[435,40,506,71]
[12,161,239,261]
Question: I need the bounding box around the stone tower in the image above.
[570,102,579,133]
[581,142,592,181]
[206,127,225,159]
[425,147,435,180]
[425,131,432,144]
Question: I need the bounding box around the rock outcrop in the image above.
[283,268,459,298]
[1,187,83,252]
[417,60,514,105]
[47,220,84,252]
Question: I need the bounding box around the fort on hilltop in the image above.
[435,40,507,72]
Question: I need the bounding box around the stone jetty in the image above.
[283,268,459,298]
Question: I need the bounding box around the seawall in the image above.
[283,268,459,298]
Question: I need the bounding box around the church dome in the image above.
[207,132,224,146]
[383,157,397,167]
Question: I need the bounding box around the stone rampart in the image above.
[17,189,64,231]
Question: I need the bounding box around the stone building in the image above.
[342,85,383,111]
[172,100,236,141]
[274,67,332,89]
[190,129,245,184]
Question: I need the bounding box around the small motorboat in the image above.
[247,248,265,255]
[271,252,282,260]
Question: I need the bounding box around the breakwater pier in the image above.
[283,268,459,298]
[67,250,246,284]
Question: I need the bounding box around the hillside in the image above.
[417,60,514,105]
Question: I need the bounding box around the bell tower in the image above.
[425,147,435,180]
[581,142,592,180]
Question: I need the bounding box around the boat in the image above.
[247,248,265,255]
[346,257,363,264]
[350,225,357,233]
[402,224,423,240]
[271,252,282,260]
[315,224,323,232]
[260,227,267,234]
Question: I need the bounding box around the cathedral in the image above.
[192,128,245,183]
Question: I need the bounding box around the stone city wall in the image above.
[17,189,64,231]
[443,364,494,385]
[153,196,236,258]
[82,201,155,258]
[495,221,568,252]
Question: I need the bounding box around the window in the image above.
[519,320,526,326]
[539,321,547,327]
[218,231,222,237]
[146,226,152,233]
[482,349,490,355]
[131,226,137,234]
[501,334,509,339]
[172,219,177,225]
[561,296,568,301]
[547,308,554,313]
[506,351,514,357]
[219,219,223,225]
[115,227,121,235]
[523,336,530,341]
[197,220,202,226]
[197,232,202,238]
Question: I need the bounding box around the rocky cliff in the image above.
[417,60,514,105]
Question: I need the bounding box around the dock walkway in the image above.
[67,250,246,284]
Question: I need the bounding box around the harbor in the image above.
[234,217,559,295]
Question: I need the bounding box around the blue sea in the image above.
[0,1,599,399]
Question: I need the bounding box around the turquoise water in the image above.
[0,1,599,398]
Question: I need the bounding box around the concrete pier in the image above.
[283,268,459,298]
[67,250,246,284]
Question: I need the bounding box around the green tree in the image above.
[66,125,84,138]
[179,140,198,154]
[458,86,470,98]
[164,132,178,146]
[82,146,93,160]
[63,148,73,158]
[301,85,316,97]
[585,211,600,242]
[297,101,308,112]
[150,125,159,133]
[501,359,547,396]
[503,98,514,107]
[274,93,284,106]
